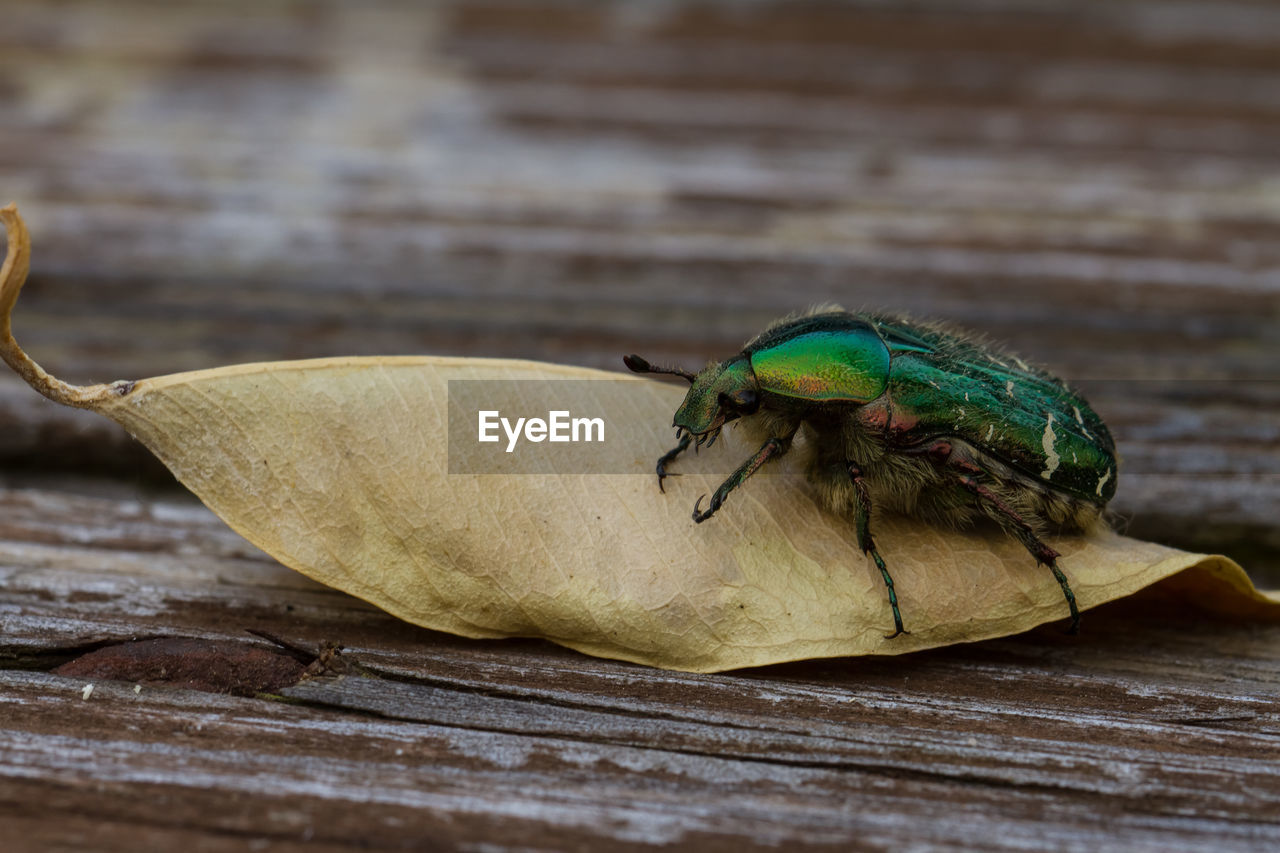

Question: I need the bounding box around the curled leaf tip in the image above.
[0,205,132,409]
[1,203,33,349]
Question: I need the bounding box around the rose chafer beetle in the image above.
[625,308,1116,637]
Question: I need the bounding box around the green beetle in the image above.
[624,308,1117,637]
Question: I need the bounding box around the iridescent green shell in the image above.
[739,311,1116,505]
[745,314,889,404]
[867,316,1117,505]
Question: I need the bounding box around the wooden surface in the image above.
[1,1,1278,849]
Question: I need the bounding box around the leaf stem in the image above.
[0,203,133,409]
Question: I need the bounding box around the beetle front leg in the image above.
[692,436,787,523]
[655,434,692,493]
[848,463,907,639]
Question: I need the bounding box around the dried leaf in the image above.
[3,205,1277,671]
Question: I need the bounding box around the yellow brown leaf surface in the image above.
[4,204,1278,671]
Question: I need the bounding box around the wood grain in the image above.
[1,0,1278,849]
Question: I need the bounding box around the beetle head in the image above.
[673,357,759,445]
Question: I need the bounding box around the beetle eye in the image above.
[722,389,759,414]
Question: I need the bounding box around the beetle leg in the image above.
[952,471,1080,635]
[692,436,787,523]
[904,441,1081,634]
[848,463,907,639]
[655,434,692,493]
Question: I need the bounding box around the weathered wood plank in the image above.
[4,663,1279,852]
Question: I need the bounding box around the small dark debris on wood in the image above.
[51,633,368,697]
[53,637,309,697]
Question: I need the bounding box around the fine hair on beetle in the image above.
[625,305,1118,638]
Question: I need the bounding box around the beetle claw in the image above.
[655,433,693,494]
[692,492,722,523]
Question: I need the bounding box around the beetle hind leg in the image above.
[953,471,1080,635]
[847,462,907,639]
[905,440,1081,634]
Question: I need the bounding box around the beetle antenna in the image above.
[624,354,696,384]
